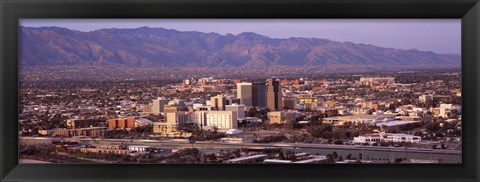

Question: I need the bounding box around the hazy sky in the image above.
[20,19,461,54]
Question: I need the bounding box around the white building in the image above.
[225,129,242,135]
[193,110,238,130]
[353,132,421,144]
[263,159,293,163]
[353,133,383,144]
[237,82,253,106]
[225,154,267,163]
[205,111,238,130]
[198,77,214,84]
[128,145,153,152]
[134,118,153,127]
[440,104,453,118]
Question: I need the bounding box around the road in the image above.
[20,136,462,163]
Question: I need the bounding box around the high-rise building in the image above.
[166,112,195,128]
[237,82,253,106]
[163,99,188,113]
[266,78,282,110]
[152,97,170,114]
[193,111,238,130]
[210,95,227,110]
[205,111,238,130]
[252,82,266,107]
[226,104,245,119]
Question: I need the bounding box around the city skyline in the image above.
[18,19,462,164]
[20,19,461,54]
[20,71,463,164]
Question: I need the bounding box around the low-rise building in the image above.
[135,118,153,127]
[79,145,130,155]
[108,116,135,129]
[353,132,421,144]
[267,111,296,124]
[152,122,191,137]
[38,127,109,137]
[323,114,397,125]
[224,154,268,163]
[128,145,153,152]
[357,76,395,86]
[66,118,98,129]
[282,96,297,109]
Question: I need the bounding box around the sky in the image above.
[20,19,461,54]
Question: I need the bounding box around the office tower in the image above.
[226,103,246,119]
[266,78,282,110]
[210,95,227,110]
[237,82,252,106]
[152,97,170,114]
[252,82,266,107]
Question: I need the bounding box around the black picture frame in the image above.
[1,0,479,181]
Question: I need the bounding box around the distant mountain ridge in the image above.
[20,26,460,68]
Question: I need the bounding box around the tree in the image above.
[332,151,338,159]
[426,122,441,132]
[285,150,296,161]
[326,154,334,163]
[278,151,286,160]
[345,131,352,139]
[241,148,250,156]
[233,149,241,158]
[334,140,344,145]
[346,153,352,160]
[321,132,334,139]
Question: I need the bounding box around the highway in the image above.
[20,136,462,163]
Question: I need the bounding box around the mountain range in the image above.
[20,26,460,68]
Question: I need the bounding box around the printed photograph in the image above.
[18,19,461,164]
